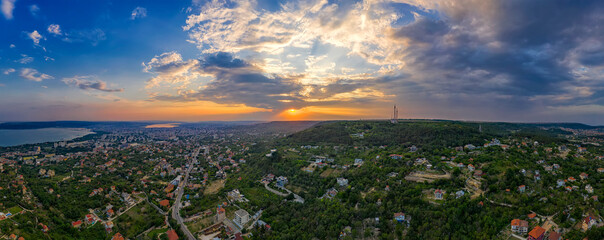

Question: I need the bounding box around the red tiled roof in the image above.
[111,233,125,240]
[167,229,179,240]
[528,226,545,239]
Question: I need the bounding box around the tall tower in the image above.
[391,105,398,123]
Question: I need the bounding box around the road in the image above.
[264,183,304,203]
[172,147,201,240]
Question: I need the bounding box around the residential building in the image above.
[582,215,597,231]
[337,178,348,186]
[548,231,561,240]
[393,212,406,223]
[518,185,526,193]
[510,219,528,233]
[167,229,179,240]
[276,176,288,187]
[527,226,545,240]
[434,189,444,200]
[234,209,250,227]
[556,179,565,187]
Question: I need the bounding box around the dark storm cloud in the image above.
[388,0,604,112]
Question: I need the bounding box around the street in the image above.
[171,147,201,240]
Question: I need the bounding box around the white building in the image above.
[234,209,250,227]
[337,178,348,186]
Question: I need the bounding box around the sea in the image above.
[0,128,94,147]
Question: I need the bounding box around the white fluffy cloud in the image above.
[19,68,53,82]
[185,0,405,66]
[1,0,15,20]
[47,24,62,35]
[3,68,15,75]
[27,30,44,45]
[131,7,147,20]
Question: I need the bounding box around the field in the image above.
[204,179,226,195]
[404,171,451,183]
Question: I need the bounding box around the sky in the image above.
[2,0,604,124]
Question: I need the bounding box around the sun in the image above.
[289,109,296,113]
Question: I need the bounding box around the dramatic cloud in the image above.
[19,68,53,82]
[1,0,15,20]
[27,30,44,45]
[47,24,62,35]
[144,51,384,110]
[131,6,147,20]
[175,0,604,121]
[3,68,15,75]
[62,76,124,92]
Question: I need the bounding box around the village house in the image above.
[393,212,407,223]
[556,179,565,187]
[434,189,444,200]
[582,215,597,231]
[510,219,528,233]
[467,164,475,171]
[389,154,403,160]
[579,172,588,180]
[337,178,348,186]
[585,185,593,193]
[72,220,83,228]
[276,176,288,188]
[518,185,526,193]
[527,226,545,240]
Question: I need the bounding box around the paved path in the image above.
[264,183,304,203]
[172,147,201,240]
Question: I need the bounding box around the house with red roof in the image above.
[434,189,444,200]
[527,226,545,240]
[582,215,597,231]
[72,220,82,228]
[510,219,528,233]
[167,229,179,240]
[111,233,124,240]
[548,231,561,240]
